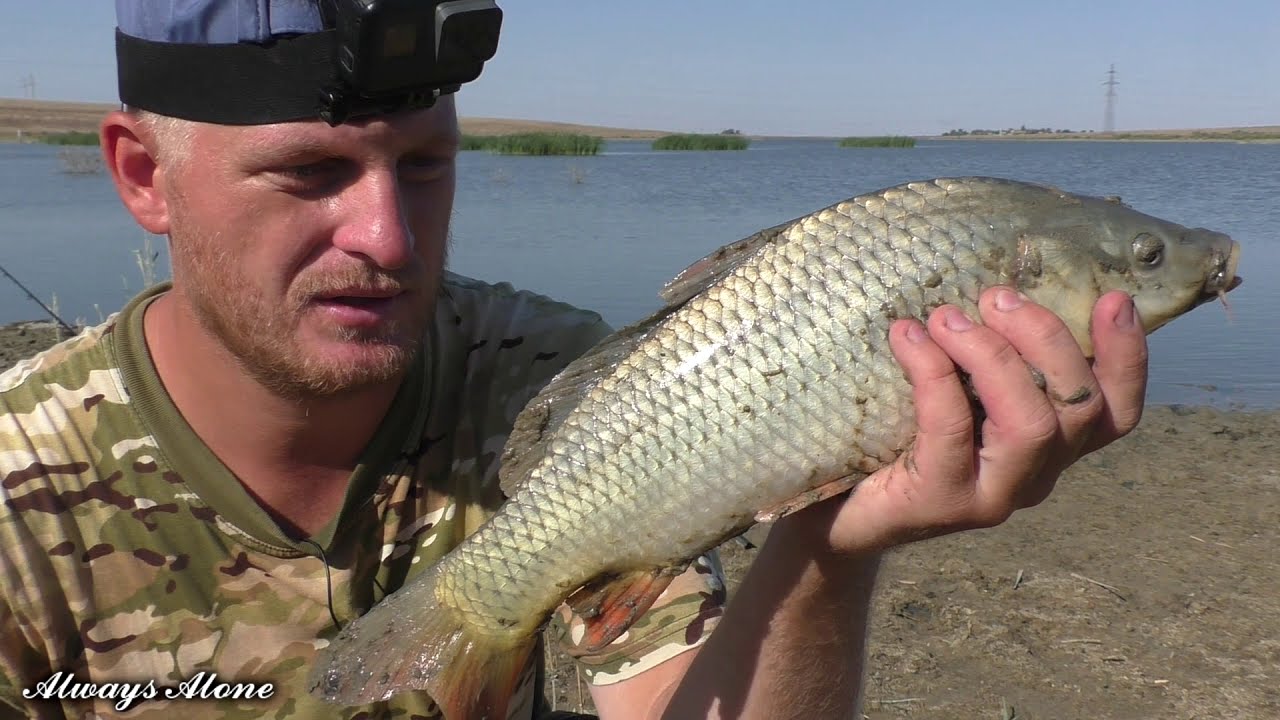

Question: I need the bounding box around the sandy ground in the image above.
[0,98,670,141]
[3,320,1276,719]
[0,321,68,367]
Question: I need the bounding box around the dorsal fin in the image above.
[658,219,793,306]
[499,218,795,499]
[498,302,683,499]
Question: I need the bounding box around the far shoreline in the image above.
[3,97,1277,144]
[922,129,1280,144]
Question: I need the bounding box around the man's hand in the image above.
[781,286,1149,554]
[602,287,1151,720]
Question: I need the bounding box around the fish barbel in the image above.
[309,177,1242,717]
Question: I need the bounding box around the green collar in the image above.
[112,283,431,556]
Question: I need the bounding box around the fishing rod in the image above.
[0,261,76,335]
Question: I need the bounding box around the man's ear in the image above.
[101,111,171,235]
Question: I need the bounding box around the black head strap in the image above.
[116,28,340,125]
[116,28,445,126]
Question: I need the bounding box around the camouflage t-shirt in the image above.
[0,275,726,719]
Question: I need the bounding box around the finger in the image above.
[886,318,976,484]
[926,303,1059,521]
[977,287,1104,456]
[831,318,977,547]
[1081,291,1149,454]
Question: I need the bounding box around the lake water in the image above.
[1,139,1276,408]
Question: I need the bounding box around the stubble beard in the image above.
[172,225,444,402]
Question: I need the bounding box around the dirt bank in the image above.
[0,321,67,368]
[4,323,1276,719]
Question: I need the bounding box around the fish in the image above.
[307,176,1242,718]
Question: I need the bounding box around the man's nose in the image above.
[331,172,414,270]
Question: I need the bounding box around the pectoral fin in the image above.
[754,473,865,524]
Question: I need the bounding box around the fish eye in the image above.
[1132,234,1164,267]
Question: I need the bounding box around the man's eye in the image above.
[282,160,340,181]
[400,155,452,182]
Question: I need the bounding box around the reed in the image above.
[57,148,103,174]
[838,136,916,148]
[40,131,100,146]
[652,134,750,151]
[461,133,603,156]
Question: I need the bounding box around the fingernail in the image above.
[906,321,929,343]
[1115,295,1137,328]
[944,307,974,332]
[994,288,1024,312]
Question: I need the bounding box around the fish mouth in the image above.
[1196,239,1242,306]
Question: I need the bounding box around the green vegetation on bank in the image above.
[838,136,916,148]
[460,133,603,156]
[39,131,100,146]
[652,134,750,151]
[1105,130,1280,142]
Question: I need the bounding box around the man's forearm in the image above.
[660,521,882,719]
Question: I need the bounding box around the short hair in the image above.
[126,107,196,166]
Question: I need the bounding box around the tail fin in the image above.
[307,562,536,720]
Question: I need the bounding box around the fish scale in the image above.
[310,177,1242,719]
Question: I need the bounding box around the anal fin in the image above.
[565,567,683,653]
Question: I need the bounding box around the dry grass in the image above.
[0,98,116,140]
[458,117,669,139]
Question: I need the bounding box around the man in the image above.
[0,2,1150,718]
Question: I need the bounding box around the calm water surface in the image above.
[1,139,1276,408]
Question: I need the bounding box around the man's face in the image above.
[161,99,459,398]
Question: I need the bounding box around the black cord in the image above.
[298,539,395,631]
[299,538,342,632]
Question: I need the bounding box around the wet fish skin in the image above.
[309,177,1241,717]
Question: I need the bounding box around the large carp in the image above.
[309,177,1242,717]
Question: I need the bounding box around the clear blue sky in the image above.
[1,0,1276,136]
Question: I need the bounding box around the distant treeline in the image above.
[943,127,1086,136]
[839,136,916,148]
[38,131,100,146]
[461,133,603,156]
[653,134,750,151]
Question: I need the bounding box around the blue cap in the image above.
[115,0,324,45]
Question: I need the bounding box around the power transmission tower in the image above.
[20,73,36,99]
[1103,64,1118,133]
